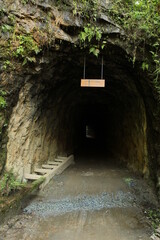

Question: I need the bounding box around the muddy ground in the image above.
[0,150,159,240]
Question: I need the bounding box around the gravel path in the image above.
[24,191,135,217]
[0,154,158,240]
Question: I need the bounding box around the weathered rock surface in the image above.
[0,0,159,196]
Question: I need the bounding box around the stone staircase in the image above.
[24,155,74,189]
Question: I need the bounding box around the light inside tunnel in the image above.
[86,125,96,139]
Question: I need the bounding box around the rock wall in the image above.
[114,97,148,175]
[6,82,58,180]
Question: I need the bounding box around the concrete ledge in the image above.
[24,155,74,190]
[24,174,42,180]
[34,168,52,175]
[40,155,74,189]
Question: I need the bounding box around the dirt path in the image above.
[0,154,158,240]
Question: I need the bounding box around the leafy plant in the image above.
[72,0,104,56]
[146,209,160,230]
[142,62,149,71]
[2,60,14,71]
[0,8,5,18]
[21,0,29,4]
[150,48,160,81]
[0,97,6,109]
[8,14,16,24]
[110,0,160,70]
[0,90,7,109]
[79,23,105,56]
[0,171,26,196]
[72,0,99,20]
[55,0,103,56]
[80,24,102,43]
[13,34,41,65]
[124,177,134,187]
[1,24,13,33]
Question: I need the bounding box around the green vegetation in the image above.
[55,0,99,16]
[13,34,41,65]
[1,33,42,69]
[0,91,7,175]
[1,24,13,33]
[74,0,160,66]
[109,0,160,79]
[0,91,7,109]
[0,175,45,223]
[0,171,26,196]
[31,177,45,190]
[2,60,14,70]
[21,0,29,4]
[0,8,42,68]
[55,0,102,56]
[75,0,103,56]
[77,0,160,95]
[124,177,134,186]
[70,0,160,76]
[0,8,5,18]
[146,208,160,230]
[0,0,159,78]
[72,0,99,19]
[79,24,105,56]
[0,97,6,109]
[0,168,45,197]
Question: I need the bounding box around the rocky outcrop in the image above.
[0,0,160,196]
[6,82,58,180]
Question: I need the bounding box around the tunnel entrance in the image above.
[6,44,148,180]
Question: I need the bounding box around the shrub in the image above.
[0,171,26,196]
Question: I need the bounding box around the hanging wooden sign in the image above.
[81,56,105,88]
[81,79,105,88]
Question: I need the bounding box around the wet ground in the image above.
[0,151,158,240]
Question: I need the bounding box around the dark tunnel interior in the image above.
[33,45,148,174]
[7,44,149,177]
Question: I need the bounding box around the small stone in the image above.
[150,234,160,240]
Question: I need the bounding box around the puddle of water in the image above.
[81,171,94,176]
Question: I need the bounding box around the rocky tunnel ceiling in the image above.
[5,43,149,180]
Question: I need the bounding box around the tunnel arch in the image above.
[6,43,149,180]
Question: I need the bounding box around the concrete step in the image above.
[47,161,59,165]
[54,159,63,163]
[34,168,52,175]
[57,156,67,160]
[40,155,74,189]
[24,155,74,189]
[24,173,42,180]
[42,164,57,169]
